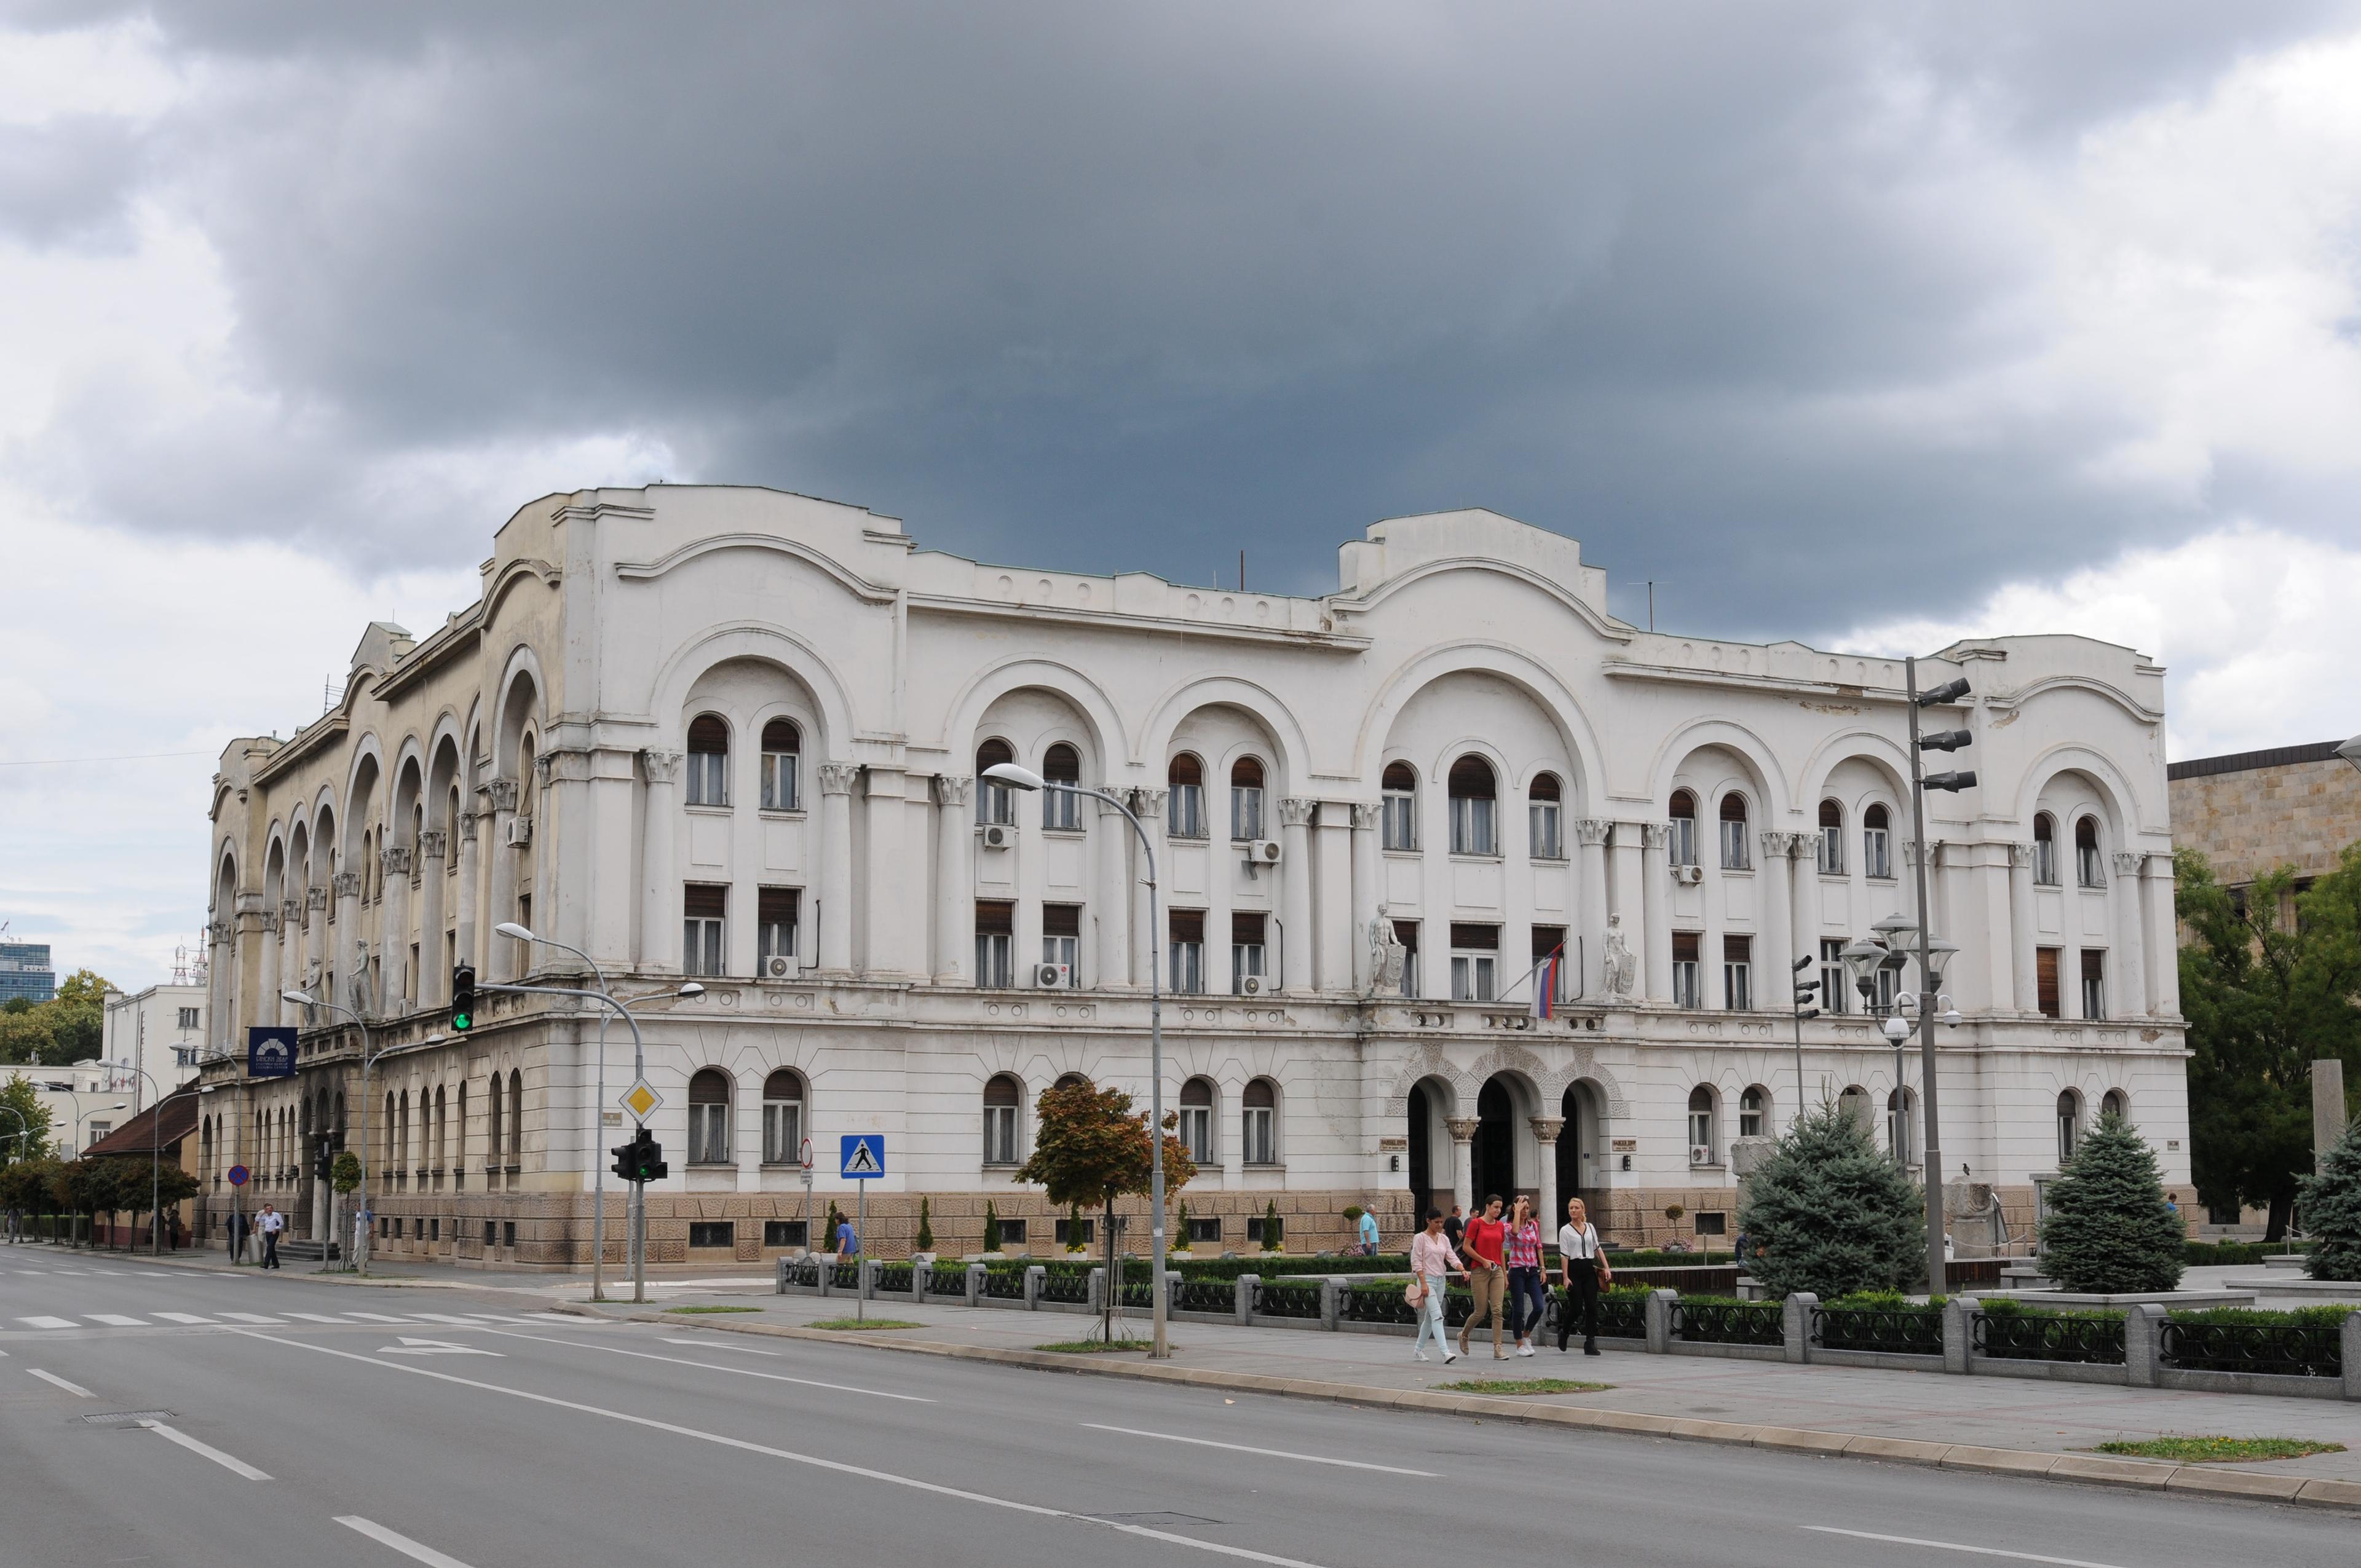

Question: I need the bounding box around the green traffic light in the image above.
[453,1011,472,1032]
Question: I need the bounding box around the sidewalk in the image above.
[562,1283,2361,1508]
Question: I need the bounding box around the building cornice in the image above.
[906,593,1371,652]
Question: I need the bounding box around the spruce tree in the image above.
[2299,1118,2361,1282]
[915,1197,934,1253]
[1738,1100,1924,1298]
[1261,1199,1283,1253]
[981,1200,1002,1255]
[2041,1114,2185,1293]
[1173,1200,1192,1251]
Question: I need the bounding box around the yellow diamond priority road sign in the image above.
[620,1080,662,1121]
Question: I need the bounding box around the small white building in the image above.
[194,487,2189,1266]
[101,983,208,1108]
[9,1060,134,1159]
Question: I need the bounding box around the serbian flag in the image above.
[1530,944,1564,1020]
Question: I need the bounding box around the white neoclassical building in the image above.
[196,487,2189,1266]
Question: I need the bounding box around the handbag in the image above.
[1404,1278,1427,1307]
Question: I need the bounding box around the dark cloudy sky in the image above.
[6,2,2361,981]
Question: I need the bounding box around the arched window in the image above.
[2075,817,2103,887]
[433,1085,447,1173]
[686,715,730,807]
[1448,755,1497,856]
[2032,813,2058,886]
[2100,1088,2128,1124]
[1529,773,1564,860]
[1053,1071,1090,1092]
[1718,793,1750,870]
[688,1069,732,1165]
[387,1090,399,1174]
[976,739,1015,825]
[1167,755,1206,839]
[1687,1086,1717,1164]
[1739,1085,1769,1138]
[486,1076,502,1173]
[762,1069,806,1164]
[456,1083,466,1173]
[1179,1077,1216,1164]
[507,1068,523,1164]
[1888,1085,1916,1165]
[1382,762,1418,851]
[1817,800,1844,875]
[1838,1084,1873,1135]
[760,719,801,811]
[1241,1078,1278,1165]
[1042,743,1082,830]
[1668,789,1698,867]
[1863,803,1891,879]
[1230,757,1265,841]
[983,1074,1022,1165]
[2057,1089,2083,1164]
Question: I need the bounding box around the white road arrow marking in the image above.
[378,1338,503,1357]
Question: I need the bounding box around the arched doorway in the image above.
[1407,1082,1433,1210]
[1471,1078,1517,1208]
[1558,1080,1604,1215]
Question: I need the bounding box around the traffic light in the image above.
[451,964,477,1031]
[314,1140,333,1183]
[611,1138,636,1183]
[611,1128,668,1184]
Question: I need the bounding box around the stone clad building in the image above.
[195,487,2191,1266]
[2167,740,2361,899]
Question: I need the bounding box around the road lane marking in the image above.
[248,1332,1334,1568]
[342,1312,420,1323]
[481,1329,930,1401]
[336,1516,476,1567]
[467,1314,561,1325]
[661,1336,778,1355]
[18,1316,77,1329]
[1078,1424,1441,1476]
[29,1369,93,1397]
[408,1313,494,1326]
[151,1312,216,1324]
[85,1314,148,1327]
[379,1338,503,1357]
[1804,1527,2132,1568]
[141,1420,271,1479]
[213,1313,285,1324]
[282,1312,347,1323]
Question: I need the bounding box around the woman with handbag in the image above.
[1505,1194,1548,1357]
[1407,1208,1464,1363]
[1557,1196,1611,1355]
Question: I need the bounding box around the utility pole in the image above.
[1904,657,1977,1297]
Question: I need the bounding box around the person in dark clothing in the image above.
[1442,1205,1465,1251]
[1556,1196,1612,1355]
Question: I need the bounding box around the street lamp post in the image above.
[103,1061,167,1254]
[495,923,619,1302]
[1787,954,1821,1129]
[68,1101,127,1248]
[984,762,1173,1360]
[1904,657,1978,1297]
[282,991,385,1272]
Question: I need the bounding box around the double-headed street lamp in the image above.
[981,761,1174,1360]
[280,990,394,1271]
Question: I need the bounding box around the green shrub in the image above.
[981,1200,1002,1255]
[915,1197,934,1253]
[2165,1303,2351,1327]
[1261,1200,1283,1253]
[2298,1117,2361,1282]
[2041,1114,2185,1294]
[1739,1100,1925,1298]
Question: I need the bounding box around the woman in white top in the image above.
[1556,1196,1612,1355]
[1407,1208,1465,1363]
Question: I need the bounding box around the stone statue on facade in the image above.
[1602,912,1637,1002]
[1367,913,1406,996]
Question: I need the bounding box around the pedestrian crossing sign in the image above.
[840,1134,885,1180]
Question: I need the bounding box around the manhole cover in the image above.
[84,1411,173,1425]
[1094,1513,1223,1528]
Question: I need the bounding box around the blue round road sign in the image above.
[226,1164,250,1187]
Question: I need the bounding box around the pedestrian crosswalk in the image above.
[9,1269,178,1278]
[9,1309,563,1331]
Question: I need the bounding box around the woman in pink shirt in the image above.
[1504,1195,1548,1357]
[1408,1208,1464,1363]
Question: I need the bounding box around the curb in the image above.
[548,1302,2361,1514]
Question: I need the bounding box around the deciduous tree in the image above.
[1014,1076,1194,1341]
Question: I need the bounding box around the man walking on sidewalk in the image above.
[257,1204,283,1271]
[1457,1194,1509,1360]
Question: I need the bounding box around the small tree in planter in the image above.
[2041,1113,2185,1294]
[823,1201,847,1256]
[1172,1201,1193,1254]
[1260,1200,1283,1253]
[914,1197,935,1255]
[1740,1100,1924,1298]
[1064,1202,1088,1253]
[1015,1076,1196,1343]
[2298,1117,2361,1282]
[981,1200,1003,1256]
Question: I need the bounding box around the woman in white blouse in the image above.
[1557,1196,1612,1355]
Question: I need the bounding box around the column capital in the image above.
[259,910,281,936]
[2006,840,2034,868]
[2112,851,2142,878]
[280,898,301,926]
[481,778,520,813]
[331,870,363,899]
[381,845,412,877]
[1641,822,1671,851]
[417,829,448,861]
[818,763,861,797]
[457,812,479,843]
[1349,801,1382,832]
[1277,796,1317,829]
[933,773,973,808]
[207,920,234,946]
[1444,1117,1479,1144]
[1130,786,1168,817]
[641,748,682,786]
[1760,829,1805,860]
[1573,817,1613,848]
[1527,1116,1566,1144]
[306,884,330,911]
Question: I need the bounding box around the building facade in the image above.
[2167,740,2361,899]
[196,487,2190,1267]
[101,983,208,1109]
[0,941,57,1005]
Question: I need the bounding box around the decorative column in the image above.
[638,751,680,972]
[2007,842,2038,1012]
[1789,832,1817,990]
[1129,788,1167,989]
[416,829,449,1006]
[481,779,520,982]
[331,871,363,1010]
[532,753,560,960]
[1530,1117,1565,1233]
[1609,822,1647,1002]
[1315,802,1353,991]
[1088,784,1129,988]
[1278,798,1315,992]
[2112,852,2146,1019]
[454,814,481,976]
[207,918,234,1052]
[1574,818,1612,998]
[256,910,282,1030]
[1446,1117,1479,1217]
[817,764,859,973]
[381,844,413,1012]
[2142,853,2180,1017]
[303,887,328,1003]
[1758,830,1794,1004]
[936,774,974,984]
[861,765,913,977]
[1640,823,1673,1004]
[277,898,300,1023]
[1350,802,1382,990]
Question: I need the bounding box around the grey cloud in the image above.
[10,1,2361,627]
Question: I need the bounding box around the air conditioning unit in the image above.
[1032,962,1072,989]
[505,817,532,848]
[979,824,1014,850]
[1690,1144,1714,1166]
[764,954,801,980]
[1672,864,1703,886]
[1246,839,1282,865]
[1238,974,1267,996]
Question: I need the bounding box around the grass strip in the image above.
[662,1305,763,1314]
[807,1317,923,1331]
[1036,1339,1155,1353]
[2090,1435,2346,1464]
[1431,1377,1612,1396]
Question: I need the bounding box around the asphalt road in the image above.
[2,1248,2352,1568]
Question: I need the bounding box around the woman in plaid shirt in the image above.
[1504,1194,1548,1357]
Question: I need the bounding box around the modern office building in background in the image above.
[0,941,56,1005]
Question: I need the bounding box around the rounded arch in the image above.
[492,646,547,783]
[1795,730,1913,814]
[1353,643,1605,811]
[936,658,1131,779]
[2011,744,2154,839]
[648,626,856,764]
[1141,674,1310,785]
[1649,719,1790,822]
